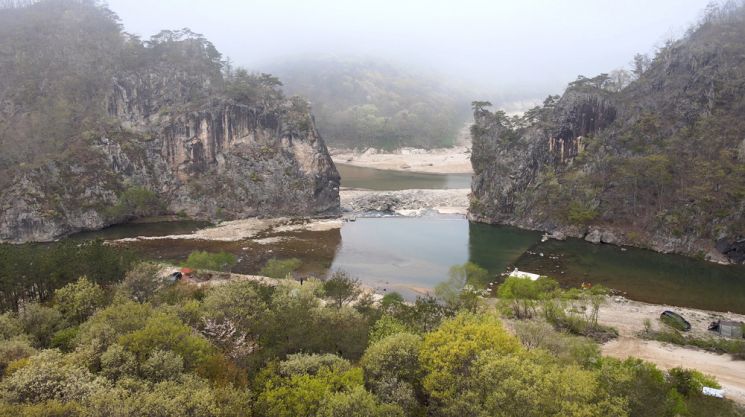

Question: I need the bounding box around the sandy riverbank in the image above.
[331,146,473,174]
[114,217,343,243]
[597,297,745,404]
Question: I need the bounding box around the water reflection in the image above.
[515,238,745,313]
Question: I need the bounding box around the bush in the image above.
[99,344,137,381]
[141,350,184,382]
[643,329,745,359]
[0,350,107,404]
[259,258,302,279]
[278,353,351,377]
[497,276,559,318]
[512,320,600,367]
[0,312,23,340]
[668,367,720,397]
[53,277,105,324]
[368,315,411,344]
[117,312,213,371]
[50,327,79,352]
[0,338,36,375]
[18,303,63,348]
[107,186,163,219]
[317,386,405,417]
[182,251,236,272]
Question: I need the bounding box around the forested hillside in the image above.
[1,254,743,416]
[269,57,471,149]
[470,2,745,264]
[0,0,339,243]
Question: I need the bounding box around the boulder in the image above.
[585,229,602,244]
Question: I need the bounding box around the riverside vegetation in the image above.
[0,251,743,416]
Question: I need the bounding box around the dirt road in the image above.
[598,297,745,404]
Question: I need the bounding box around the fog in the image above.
[106,0,712,100]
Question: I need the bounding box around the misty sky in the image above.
[106,0,713,100]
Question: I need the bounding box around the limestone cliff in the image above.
[0,2,339,243]
[470,6,745,264]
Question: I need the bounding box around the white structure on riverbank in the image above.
[509,268,541,281]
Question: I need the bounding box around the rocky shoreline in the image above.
[340,188,469,216]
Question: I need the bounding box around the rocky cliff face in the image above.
[0,4,339,243]
[0,86,339,243]
[470,6,745,264]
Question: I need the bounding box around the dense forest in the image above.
[1,243,743,416]
[470,1,745,263]
[269,57,472,150]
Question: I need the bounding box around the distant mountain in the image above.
[470,2,745,264]
[268,57,472,150]
[0,0,339,243]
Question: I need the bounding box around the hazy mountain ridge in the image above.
[268,56,472,150]
[0,0,339,243]
[470,2,745,264]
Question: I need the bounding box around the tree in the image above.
[53,276,105,324]
[361,333,423,413]
[440,351,626,417]
[435,262,489,312]
[0,350,107,404]
[368,315,411,344]
[141,349,185,382]
[632,53,651,77]
[119,262,162,303]
[255,360,364,417]
[17,303,63,348]
[117,312,213,371]
[497,276,559,318]
[418,313,520,401]
[322,271,361,309]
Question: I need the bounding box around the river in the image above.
[69,165,745,314]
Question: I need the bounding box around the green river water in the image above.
[69,165,745,313]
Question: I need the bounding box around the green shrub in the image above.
[497,276,559,319]
[182,251,236,272]
[53,277,105,324]
[668,367,720,397]
[49,327,78,352]
[259,258,302,279]
[368,315,411,344]
[107,186,163,219]
[566,202,598,225]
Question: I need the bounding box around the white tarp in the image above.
[509,268,541,281]
[702,386,725,398]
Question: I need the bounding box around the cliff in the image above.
[0,2,339,243]
[470,5,745,264]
